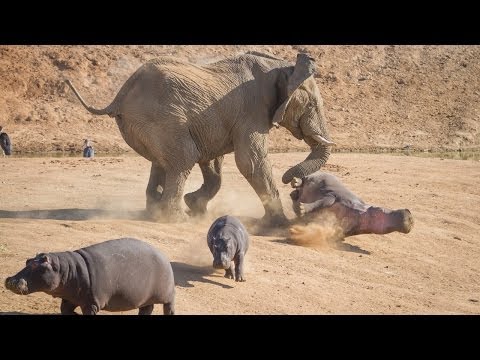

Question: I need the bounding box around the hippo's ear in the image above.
[40,255,51,263]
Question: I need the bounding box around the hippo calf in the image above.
[5,238,175,315]
[207,215,249,282]
[290,171,414,238]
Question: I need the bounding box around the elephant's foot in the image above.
[146,193,163,216]
[145,203,189,223]
[184,192,208,216]
[260,199,290,228]
[261,212,290,228]
[162,208,189,223]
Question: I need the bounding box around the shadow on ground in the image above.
[237,216,291,237]
[0,311,31,315]
[0,209,148,221]
[270,238,371,255]
[171,262,234,289]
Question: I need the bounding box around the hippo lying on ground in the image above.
[207,215,249,282]
[289,171,414,238]
[5,238,175,315]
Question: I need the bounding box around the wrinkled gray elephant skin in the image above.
[5,238,175,315]
[290,171,414,238]
[66,52,334,225]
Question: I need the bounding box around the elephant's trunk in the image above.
[282,143,330,184]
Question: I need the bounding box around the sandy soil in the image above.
[0,152,479,314]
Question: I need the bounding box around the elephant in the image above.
[65,51,335,225]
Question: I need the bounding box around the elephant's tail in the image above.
[65,79,115,117]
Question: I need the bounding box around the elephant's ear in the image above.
[272,53,316,126]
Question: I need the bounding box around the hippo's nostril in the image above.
[398,209,414,233]
[404,211,414,233]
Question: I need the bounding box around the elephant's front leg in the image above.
[146,163,166,215]
[184,156,224,216]
[234,136,288,226]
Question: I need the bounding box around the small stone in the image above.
[469,299,478,303]
[453,236,461,240]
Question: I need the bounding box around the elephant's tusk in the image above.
[272,122,280,129]
[312,134,336,146]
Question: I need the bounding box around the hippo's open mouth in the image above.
[5,278,29,295]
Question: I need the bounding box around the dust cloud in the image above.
[288,212,344,250]
[170,213,215,267]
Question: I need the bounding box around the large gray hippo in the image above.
[289,171,414,238]
[5,238,175,315]
[207,215,249,282]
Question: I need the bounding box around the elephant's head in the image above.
[254,53,335,184]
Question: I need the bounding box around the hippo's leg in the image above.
[60,299,79,315]
[224,263,234,279]
[298,195,336,215]
[291,177,303,188]
[234,253,246,282]
[290,189,300,201]
[138,304,154,315]
[292,195,336,217]
[184,156,223,215]
[163,302,175,315]
[80,304,99,315]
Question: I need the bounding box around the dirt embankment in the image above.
[1,45,479,154]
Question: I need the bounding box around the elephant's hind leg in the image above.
[184,156,224,215]
[156,169,191,222]
[146,163,166,217]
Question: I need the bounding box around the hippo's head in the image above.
[210,233,235,270]
[5,254,60,295]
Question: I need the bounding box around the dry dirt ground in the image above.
[0,152,479,314]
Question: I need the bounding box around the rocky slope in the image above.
[1,45,478,154]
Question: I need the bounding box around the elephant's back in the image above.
[119,58,237,119]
